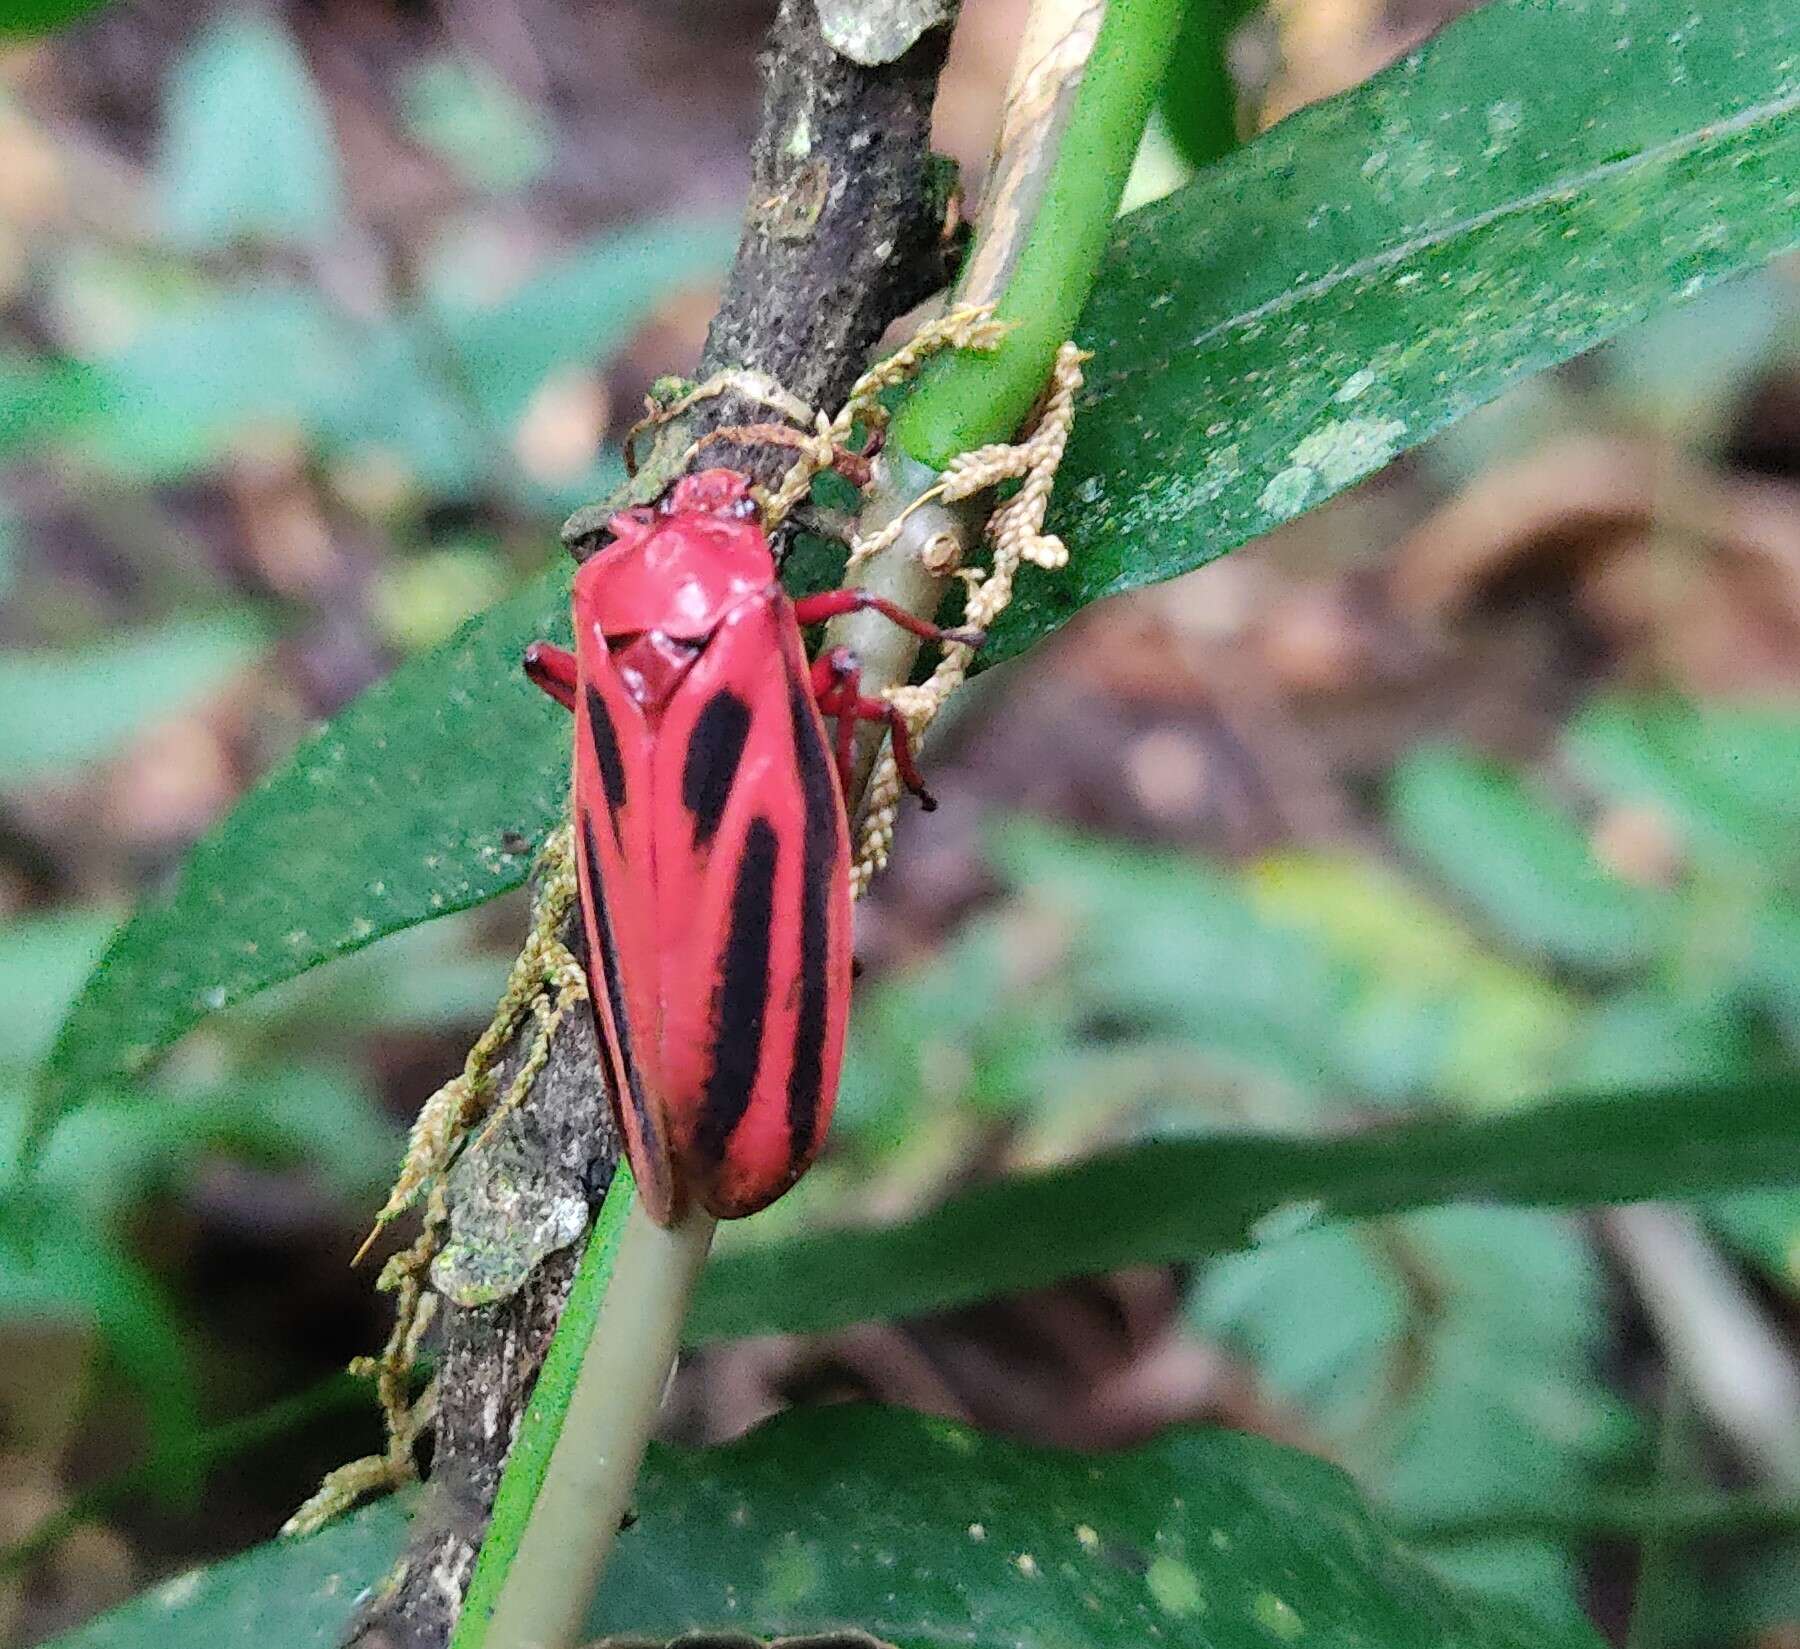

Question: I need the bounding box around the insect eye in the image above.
[602,506,657,545]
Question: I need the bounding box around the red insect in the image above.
[525,468,976,1224]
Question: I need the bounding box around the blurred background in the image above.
[5,0,1800,1643]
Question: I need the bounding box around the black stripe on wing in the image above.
[579,814,661,1191]
[585,686,629,845]
[786,674,841,1163]
[695,815,777,1168]
[682,688,752,849]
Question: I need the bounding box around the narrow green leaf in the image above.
[32,572,569,1150]
[1157,0,1256,170]
[1390,747,1667,973]
[990,0,1800,659]
[0,1195,198,1486]
[690,1080,1800,1344]
[51,1407,1597,1649]
[159,14,344,247]
[0,614,268,785]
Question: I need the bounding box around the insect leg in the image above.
[810,648,859,797]
[859,696,936,812]
[791,589,985,650]
[810,646,937,812]
[523,642,578,712]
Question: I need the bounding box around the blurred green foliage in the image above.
[0,615,268,783]
[0,0,109,38]
[159,15,344,249]
[765,695,1800,1625]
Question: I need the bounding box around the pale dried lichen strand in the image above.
[849,340,1089,895]
[284,827,586,1536]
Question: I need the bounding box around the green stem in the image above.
[451,1173,713,1649]
[890,0,1187,468]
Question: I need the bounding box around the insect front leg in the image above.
[811,645,936,812]
[523,642,579,712]
[791,589,985,651]
[810,649,860,795]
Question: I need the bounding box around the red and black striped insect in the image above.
[525,468,977,1224]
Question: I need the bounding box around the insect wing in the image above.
[572,610,677,1222]
[651,591,852,1218]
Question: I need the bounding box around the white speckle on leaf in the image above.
[157,1570,204,1609]
[1257,416,1406,518]
[1253,1592,1305,1640]
[1116,443,1242,537]
[1484,99,1523,154]
[1334,368,1375,403]
[1251,1198,1325,1244]
[1257,465,1316,518]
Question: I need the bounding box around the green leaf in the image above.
[0,0,112,36]
[992,819,1358,1099]
[690,1079,1800,1344]
[1564,696,1800,874]
[4,1066,400,1232]
[52,1407,1598,1649]
[0,351,101,458]
[437,218,736,424]
[32,572,569,1150]
[159,14,344,248]
[1751,902,1800,1054]
[1390,747,1667,973]
[0,1191,198,1483]
[990,0,1800,660]
[1156,0,1255,171]
[313,320,489,497]
[0,910,117,1074]
[400,55,553,194]
[81,286,356,480]
[1191,1207,1632,1625]
[1246,852,1577,1110]
[0,614,268,785]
